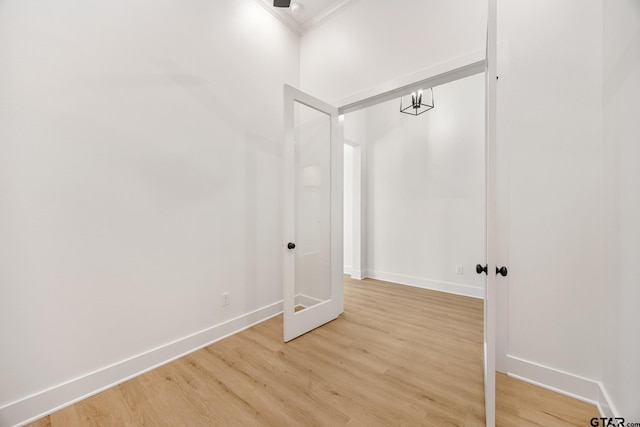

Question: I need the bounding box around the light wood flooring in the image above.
[28,277,598,426]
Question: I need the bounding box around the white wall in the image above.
[498,0,604,393]
[343,144,354,273]
[0,0,298,423]
[359,75,486,297]
[602,0,640,419]
[300,0,487,103]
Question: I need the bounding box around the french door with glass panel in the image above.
[282,85,343,342]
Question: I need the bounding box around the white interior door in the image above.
[484,0,498,425]
[283,84,344,342]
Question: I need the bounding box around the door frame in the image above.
[337,51,486,115]
[343,139,366,280]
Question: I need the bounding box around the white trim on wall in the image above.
[344,139,364,283]
[596,382,618,419]
[349,270,365,280]
[337,50,485,114]
[506,355,617,418]
[0,302,284,427]
[300,0,362,34]
[366,270,484,299]
[253,0,300,34]
[254,0,361,36]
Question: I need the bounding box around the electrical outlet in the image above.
[221,292,230,307]
[456,265,464,275]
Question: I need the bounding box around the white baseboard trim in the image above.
[506,355,606,411]
[596,382,619,419]
[506,356,623,419]
[366,270,484,299]
[0,301,284,427]
[343,266,353,275]
[350,270,366,280]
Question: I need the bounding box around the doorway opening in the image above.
[342,73,486,300]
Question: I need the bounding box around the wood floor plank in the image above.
[27,276,599,426]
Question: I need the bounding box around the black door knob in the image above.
[287,242,296,250]
[496,266,508,277]
[476,264,488,275]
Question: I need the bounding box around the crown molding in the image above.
[254,0,301,35]
[299,0,360,34]
[254,0,360,36]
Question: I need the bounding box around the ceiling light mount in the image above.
[400,88,434,116]
[290,2,304,13]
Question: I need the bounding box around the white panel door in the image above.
[484,0,498,425]
[283,85,343,342]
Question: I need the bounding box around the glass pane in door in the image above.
[293,101,331,312]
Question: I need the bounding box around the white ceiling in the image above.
[256,0,359,34]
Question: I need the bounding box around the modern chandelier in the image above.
[400,88,434,116]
